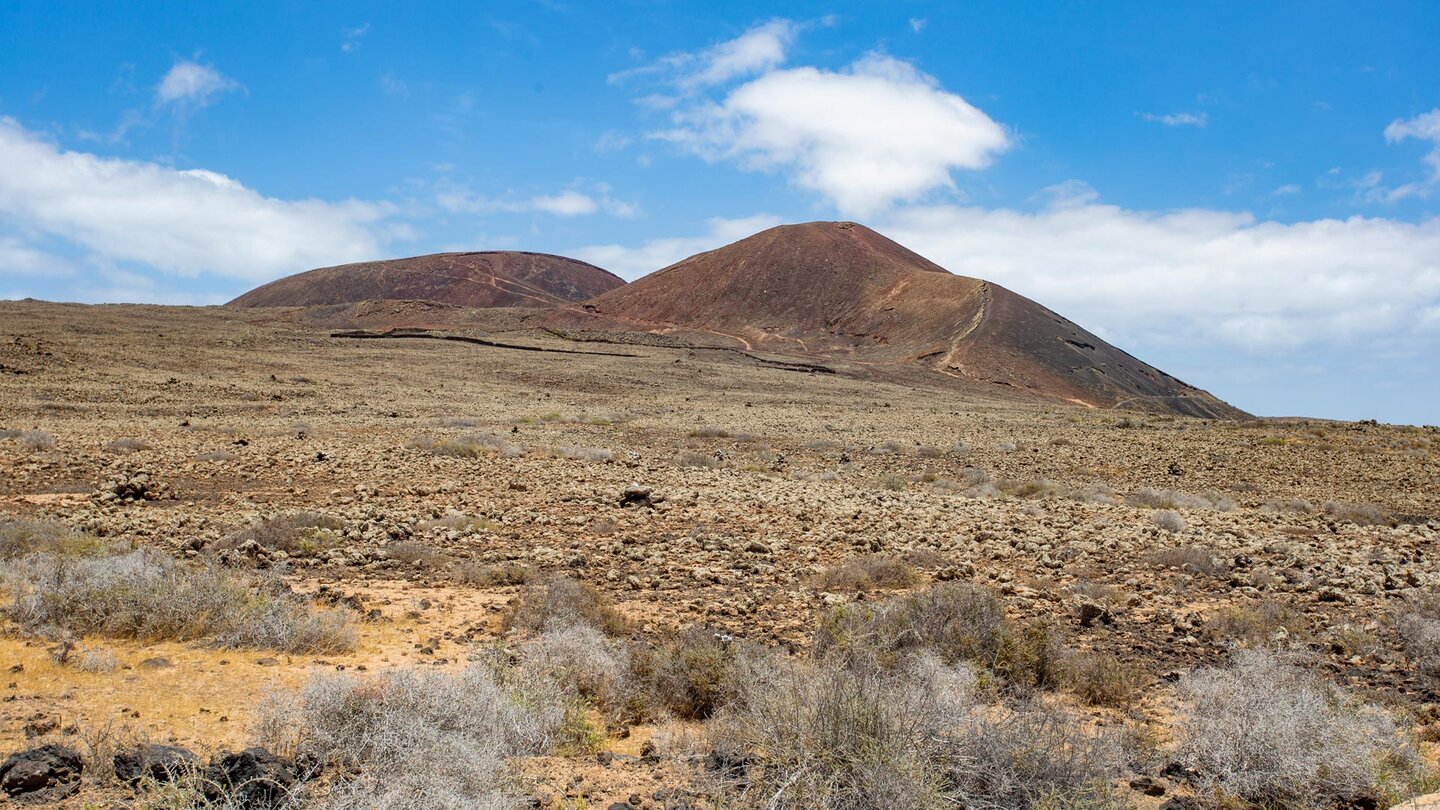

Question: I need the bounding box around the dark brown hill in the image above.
[228,251,624,308]
[547,221,1245,418]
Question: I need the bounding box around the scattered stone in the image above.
[0,744,83,802]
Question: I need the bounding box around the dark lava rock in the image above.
[0,744,83,802]
[114,743,197,785]
[204,747,296,808]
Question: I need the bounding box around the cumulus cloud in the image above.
[155,61,240,109]
[1382,108,1440,200]
[655,53,1010,216]
[1138,111,1208,127]
[0,118,396,281]
[571,214,782,279]
[879,199,1440,354]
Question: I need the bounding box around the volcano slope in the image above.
[229,251,624,309]
[548,221,1242,419]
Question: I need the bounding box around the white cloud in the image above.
[571,214,783,279]
[1272,183,1301,196]
[909,18,928,33]
[1382,108,1440,200]
[1138,111,1208,127]
[656,53,1010,216]
[436,187,638,218]
[155,61,239,108]
[0,118,397,281]
[342,24,370,54]
[878,198,1440,354]
[0,236,71,276]
[610,19,798,91]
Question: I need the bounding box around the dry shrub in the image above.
[716,653,1124,809]
[76,645,118,674]
[4,548,355,653]
[256,658,572,809]
[813,555,919,593]
[558,446,613,463]
[1176,651,1422,809]
[385,541,439,566]
[454,561,531,587]
[18,429,55,451]
[220,511,344,556]
[1063,651,1146,708]
[872,473,907,491]
[502,576,626,637]
[1127,487,1236,511]
[1147,545,1228,577]
[1204,601,1307,648]
[520,624,629,712]
[674,450,722,469]
[106,438,150,454]
[0,517,105,559]
[630,625,749,721]
[1151,509,1186,533]
[1262,497,1317,515]
[814,582,1067,691]
[1397,594,1440,677]
[1322,500,1391,526]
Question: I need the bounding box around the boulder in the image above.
[0,744,83,802]
[114,743,197,785]
[203,747,296,808]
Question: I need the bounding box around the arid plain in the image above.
[1,298,1438,809]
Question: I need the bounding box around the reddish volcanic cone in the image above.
[548,221,1245,418]
[228,251,624,309]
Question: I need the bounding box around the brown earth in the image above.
[0,300,1437,807]
[228,250,625,309]
[546,221,1244,419]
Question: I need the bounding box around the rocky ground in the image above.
[0,300,1437,808]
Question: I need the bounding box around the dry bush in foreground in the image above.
[813,554,919,592]
[1175,650,1422,809]
[716,653,1123,809]
[1322,500,1392,526]
[519,624,630,713]
[630,625,752,721]
[257,659,571,809]
[1062,650,1147,708]
[3,548,355,653]
[502,576,627,637]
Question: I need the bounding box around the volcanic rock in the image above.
[549,221,1243,418]
[229,251,623,309]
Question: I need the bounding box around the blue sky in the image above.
[1,2,1438,423]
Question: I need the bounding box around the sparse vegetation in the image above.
[1063,650,1146,708]
[502,576,627,637]
[105,437,150,453]
[1151,508,1186,532]
[1176,651,1422,809]
[557,445,613,463]
[716,653,1124,809]
[674,450,722,468]
[813,554,920,592]
[630,625,750,721]
[257,658,573,809]
[1148,545,1228,576]
[1322,500,1392,526]
[1127,487,1236,511]
[3,548,355,653]
[1397,594,1440,677]
[218,511,344,556]
[454,561,531,587]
